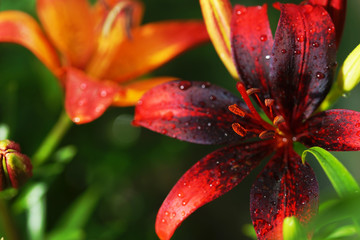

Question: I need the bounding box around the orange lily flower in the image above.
[0,0,209,124]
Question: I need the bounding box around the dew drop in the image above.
[209,95,217,101]
[201,82,211,88]
[160,129,168,134]
[260,35,267,42]
[316,72,325,79]
[73,117,81,123]
[327,26,335,34]
[182,201,187,206]
[265,55,271,60]
[161,219,166,223]
[178,81,192,90]
[181,211,185,216]
[296,35,304,42]
[281,49,287,54]
[207,122,212,127]
[172,212,176,218]
[312,42,320,48]
[342,92,349,98]
[294,50,301,55]
[100,90,108,97]
[177,193,183,198]
[164,211,169,216]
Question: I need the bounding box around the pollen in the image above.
[228,104,246,117]
[259,130,275,139]
[232,123,247,137]
[273,115,285,126]
[246,88,261,95]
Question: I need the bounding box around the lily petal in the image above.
[112,77,177,107]
[200,0,238,78]
[307,0,347,47]
[98,21,209,82]
[251,148,319,240]
[64,68,122,124]
[269,4,337,128]
[231,4,273,96]
[298,109,360,151]
[0,11,61,76]
[134,80,259,145]
[37,0,96,68]
[156,140,274,240]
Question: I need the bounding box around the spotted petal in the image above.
[64,68,122,124]
[156,140,274,240]
[37,0,96,68]
[97,21,209,82]
[250,149,319,240]
[307,0,347,47]
[134,80,259,145]
[269,3,337,128]
[231,4,273,96]
[298,109,360,151]
[0,11,61,76]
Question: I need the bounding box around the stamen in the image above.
[246,88,261,95]
[236,82,274,130]
[228,104,245,117]
[102,2,134,39]
[232,123,247,137]
[265,98,274,118]
[273,115,285,126]
[259,130,275,139]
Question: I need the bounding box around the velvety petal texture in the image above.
[298,109,360,151]
[231,4,273,96]
[251,149,319,240]
[308,0,347,47]
[64,68,121,124]
[98,21,209,82]
[269,3,337,128]
[134,80,260,145]
[156,140,275,240]
[37,0,96,68]
[0,11,61,76]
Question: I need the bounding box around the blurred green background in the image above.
[0,0,360,239]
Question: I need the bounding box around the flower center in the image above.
[229,82,292,146]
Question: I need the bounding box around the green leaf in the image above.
[242,224,257,239]
[302,147,360,198]
[0,124,10,140]
[283,216,307,240]
[326,225,357,239]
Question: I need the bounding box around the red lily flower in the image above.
[133,1,356,239]
[0,0,209,124]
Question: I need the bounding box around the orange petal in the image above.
[0,11,61,76]
[87,0,144,78]
[113,77,177,106]
[37,0,96,68]
[90,21,209,82]
[200,0,238,78]
[64,68,122,124]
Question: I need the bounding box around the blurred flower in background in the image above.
[0,0,209,124]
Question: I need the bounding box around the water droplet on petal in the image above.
[160,129,168,134]
[265,55,271,60]
[260,35,267,42]
[164,211,169,216]
[296,35,304,42]
[281,49,287,54]
[327,26,335,34]
[80,83,87,90]
[201,82,211,88]
[100,90,108,97]
[182,201,187,206]
[209,95,217,101]
[294,50,301,55]
[312,42,320,48]
[316,72,325,79]
[178,81,192,90]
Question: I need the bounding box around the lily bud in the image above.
[318,43,360,111]
[200,0,238,79]
[0,140,32,190]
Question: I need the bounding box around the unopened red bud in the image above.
[0,140,32,190]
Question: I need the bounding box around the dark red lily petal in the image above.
[64,68,122,124]
[269,3,337,129]
[134,80,260,145]
[251,148,319,240]
[307,0,347,47]
[156,140,275,240]
[297,109,360,151]
[231,4,273,97]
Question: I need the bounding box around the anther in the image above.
[228,104,246,117]
[273,115,285,126]
[232,123,247,137]
[259,130,275,139]
[246,88,261,96]
[264,99,274,107]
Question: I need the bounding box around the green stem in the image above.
[32,110,73,167]
[0,199,20,240]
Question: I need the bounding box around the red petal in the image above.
[231,4,273,96]
[64,68,121,124]
[134,80,259,145]
[269,4,337,128]
[156,140,274,240]
[251,148,319,240]
[298,109,360,151]
[307,0,346,47]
